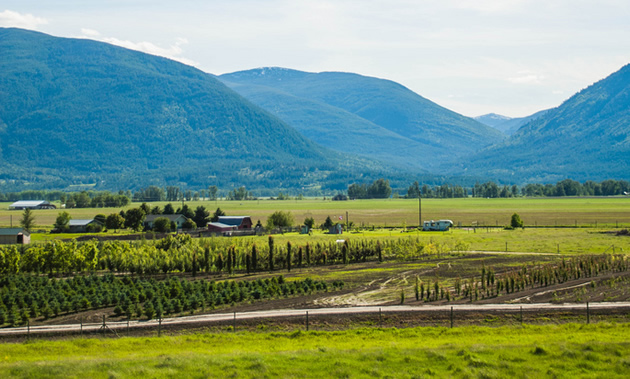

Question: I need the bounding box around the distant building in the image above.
[329,224,343,235]
[207,216,253,235]
[9,200,56,210]
[216,216,253,229]
[0,228,30,244]
[68,219,103,233]
[144,214,188,230]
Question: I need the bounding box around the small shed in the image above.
[0,228,30,244]
[9,200,56,210]
[329,224,343,235]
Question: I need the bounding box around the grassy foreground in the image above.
[1,324,629,378]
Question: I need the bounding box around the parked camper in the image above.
[422,220,453,231]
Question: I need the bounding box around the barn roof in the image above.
[217,216,251,226]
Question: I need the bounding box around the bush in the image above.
[510,213,524,228]
[153,217,171,233]
[266,211,294,230]
[182,218,197,230]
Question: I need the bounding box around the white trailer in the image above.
[422,220,453,231]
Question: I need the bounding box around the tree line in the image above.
[0,234,465,277]
[400,179,630,199]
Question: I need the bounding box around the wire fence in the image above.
[1,302,629,341]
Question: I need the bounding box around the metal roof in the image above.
[69,219,96,226]
[0,228,28,236]
[217,216,251,226]
[145,214,187,222]
[208,222,236,229]
[9,200,50,207]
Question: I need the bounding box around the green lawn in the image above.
[0,324,628,377]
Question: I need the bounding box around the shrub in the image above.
[266,211,294,230]
[510,213,524,228]
[153,217,171,233]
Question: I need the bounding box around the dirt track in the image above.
[2,301,629,337]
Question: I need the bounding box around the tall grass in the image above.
[0,324,628,377]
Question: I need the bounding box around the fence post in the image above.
[80,316,83,337]
[102,315,106,337]
[27,319,30,338]
[505,242,508,252]
[586,302,590,324]
[450,307,453,328]
[158,317,162,337]
[379,308,382,328]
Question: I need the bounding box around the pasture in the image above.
[0,324,629,377]
[1,197,629,231]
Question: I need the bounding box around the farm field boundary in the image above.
[2,302,629,338]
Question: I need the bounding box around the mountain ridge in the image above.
[220,67,505,172]
[460,64,630,182]
[0,28,398,192]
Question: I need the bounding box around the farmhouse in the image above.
[144,214,187,230]
[0,228,30,244]
[68,219,103,233]
[9,200,56,210]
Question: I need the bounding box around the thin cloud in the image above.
[0,9,48,29]
[79,29,198,67]
[508,71,544,84]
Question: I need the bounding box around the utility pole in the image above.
[418,193,422,229]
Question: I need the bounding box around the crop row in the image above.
[414,254,629,303]
[0,274,344,327]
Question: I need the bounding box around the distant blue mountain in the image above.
[461,64,630,182]
[220,68,504,172]
[476,110,552,136]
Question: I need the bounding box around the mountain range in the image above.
[0,28,399,193]
[219,68,504,172]
[460,64,630,183]
[1,27,629,192]
[475,110,552,136]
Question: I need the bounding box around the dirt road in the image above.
[2,302,628,336]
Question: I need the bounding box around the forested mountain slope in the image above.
[220,68,504,171]
[460,64,630,182]
[0,28,391,191]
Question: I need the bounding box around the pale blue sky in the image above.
[2,1,630,117]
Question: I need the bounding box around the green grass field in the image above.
[2,197,629,231]
[0,324,628,378]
